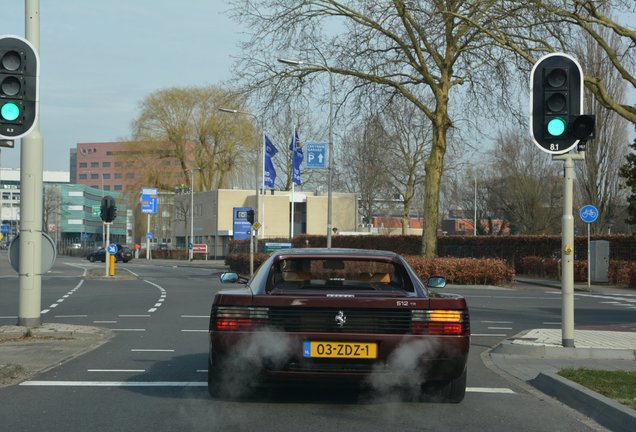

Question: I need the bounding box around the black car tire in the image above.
[88,256,95,262]
[420,368,467,403]
[207,355,223,398]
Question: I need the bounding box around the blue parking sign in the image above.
[305,143,327,169]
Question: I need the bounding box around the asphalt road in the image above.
[3,253,632,431]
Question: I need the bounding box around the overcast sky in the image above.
[2,1,242,171]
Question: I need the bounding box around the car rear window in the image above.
[269,258,412,292]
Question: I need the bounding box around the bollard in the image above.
[109,254,116,276]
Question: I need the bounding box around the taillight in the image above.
[212,306,269,331]
[411,310,468,335]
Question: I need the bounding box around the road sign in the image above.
[305,142,327,169]
[146,232,153,240]
[82,232,89,241]
[141,187,158,214]
[579,205,599,224]
[107,243,119,254]
[92,204,101,217]
[0,224,8,234]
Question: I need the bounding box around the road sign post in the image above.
[141,188,158,261]
[580,204,599,290]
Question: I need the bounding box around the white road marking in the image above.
[467,387,515,394]
[131,349,175,352]
[20,381,207,387]
[55,315,88,318]
[144,280,166,313]
[481,321,512,324]
[181,329,208,333]
[124,268,139,277]
[20,381,516,394]
[93,320,117,324]
[42,279,85,314]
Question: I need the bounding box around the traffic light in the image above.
[0,35,39,140]
[247,209,255,225]
[100,195,117,223]
[530,53,591,154]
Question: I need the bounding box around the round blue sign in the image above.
[579,205,599,224]
[107,243,119,254]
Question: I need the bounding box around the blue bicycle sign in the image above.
[579,205,599,224]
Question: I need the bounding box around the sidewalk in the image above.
[486,277,636,431]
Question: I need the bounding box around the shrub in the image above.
[405,256,515,286]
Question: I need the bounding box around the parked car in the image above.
[86,245,133,263]
[209,248,470,402]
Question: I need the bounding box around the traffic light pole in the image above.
[18,0,42,327]
[105,222,111,277]
[553,151,585,348]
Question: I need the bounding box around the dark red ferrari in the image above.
[208,248,470,402]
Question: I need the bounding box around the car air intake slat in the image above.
[267,308,412,334]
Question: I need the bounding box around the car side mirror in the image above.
[426,276,446,289]
[219,272,247,284]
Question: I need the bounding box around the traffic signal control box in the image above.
[0,35,39,140]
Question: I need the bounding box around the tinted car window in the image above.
[270,258,410,291]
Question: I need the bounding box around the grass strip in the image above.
[558,368,636,410]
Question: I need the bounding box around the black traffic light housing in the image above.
[247,209,255,225]
[100,195,117,223]
[0,35,39,140]
[530,53,594,154]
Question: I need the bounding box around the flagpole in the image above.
[261,132,266,239]
[290,126,296,239]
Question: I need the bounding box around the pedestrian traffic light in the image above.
[247,209,255,225]
[100,195,117,223]
[0,35,39,140]
[530,53,589,154]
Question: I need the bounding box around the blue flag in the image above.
[290,128,303,186]
[264,134,277,188]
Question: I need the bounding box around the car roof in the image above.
[271,248,400,259]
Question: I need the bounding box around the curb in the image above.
[491,341,636,361]
[531,372,636,432]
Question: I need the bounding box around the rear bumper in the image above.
[209,331,469,383]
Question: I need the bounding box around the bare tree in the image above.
[43,184,62,237]
[467,0,636,123]
[574,20,630,234]
[484,131,563,234]
[228,0,517,256]
[338,115,392,226]
[131,86,256,192]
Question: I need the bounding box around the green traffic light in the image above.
[547,117,566,137]
[0,101,20,121]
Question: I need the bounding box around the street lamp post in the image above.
[189,169,195,261]
[219,108,261,276]
[278,58,334,248]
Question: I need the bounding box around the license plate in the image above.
[303,341,377,359]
